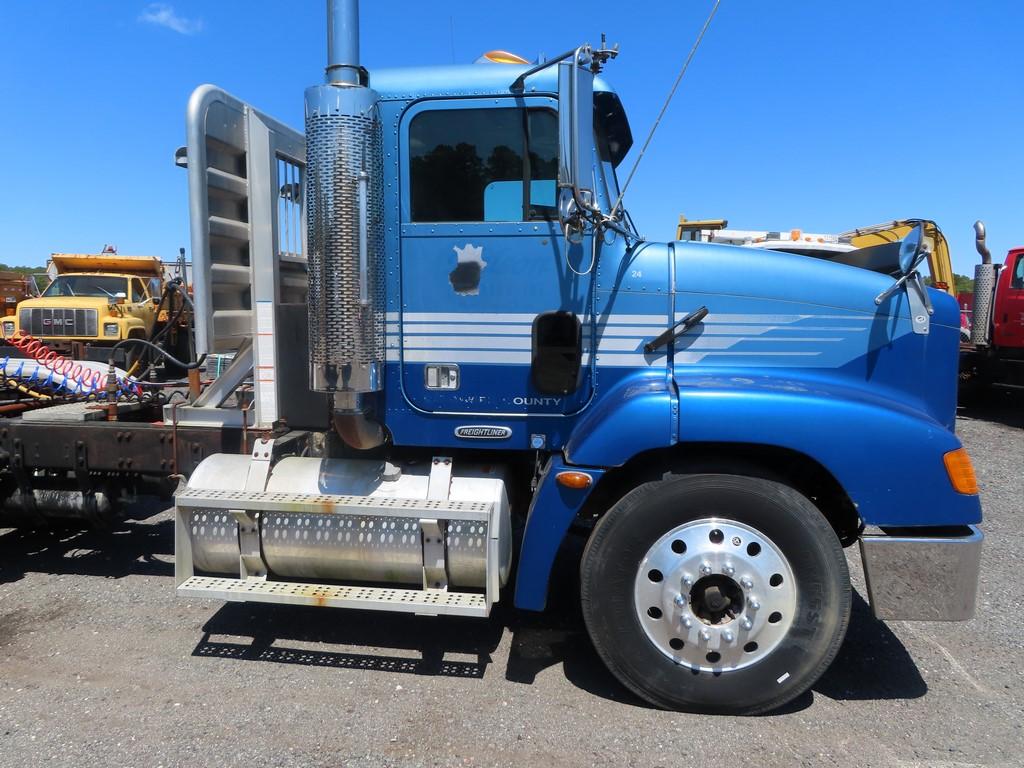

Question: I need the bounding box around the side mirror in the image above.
[557,49,597,237]
[876,223,934,331]
[898,223,926,275]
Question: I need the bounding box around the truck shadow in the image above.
[957,388,1024,429]
[0,519,174,584]
[191,588,926,713]
[193,601,504,678]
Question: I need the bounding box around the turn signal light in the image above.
[555,471,593,489]
[943,448,979,495]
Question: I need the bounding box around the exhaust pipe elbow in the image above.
[331,393,385,450]
[974,220,992,264]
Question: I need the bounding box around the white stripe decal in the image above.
[397,312,667,325]
[676,351,821,364]
[401,312,543,323]
[596,336,842,353]
[594,354,665,367]
[399,323,534,336]
[683,313,871,323]
[404,336,532,350]
[402,349,533,364]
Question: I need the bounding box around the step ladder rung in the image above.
[178,575,490,617]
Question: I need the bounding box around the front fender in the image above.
[675,372,981,527]
[564,370,676,467]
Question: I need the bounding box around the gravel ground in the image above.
[1,401,1021,768]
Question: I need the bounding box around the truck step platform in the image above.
[175,486,493,521]
[177,575,489,617]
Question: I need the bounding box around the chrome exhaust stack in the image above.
[970,220,996,347]
[306,0,385,447]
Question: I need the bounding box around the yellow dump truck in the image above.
[2,251,166,365]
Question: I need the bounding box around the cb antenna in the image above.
[610,0,723,219]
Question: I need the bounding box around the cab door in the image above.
[397,97,594,417]
[993,249,1024,348]
[127,277,155,332]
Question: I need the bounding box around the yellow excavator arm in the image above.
[841,219,955,296]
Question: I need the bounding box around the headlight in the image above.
[1,321,14,337]
[103,323,120,337]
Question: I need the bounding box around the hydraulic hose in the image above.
[109,337,205,371]
[133,279,193,380]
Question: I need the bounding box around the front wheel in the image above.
[580,473,850,714]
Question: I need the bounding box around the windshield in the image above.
[43,275,128,299]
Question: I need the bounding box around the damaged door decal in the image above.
[450,243,487,295]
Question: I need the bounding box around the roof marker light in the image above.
[480,50,530,64]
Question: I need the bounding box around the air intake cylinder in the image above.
[306,0,384,394]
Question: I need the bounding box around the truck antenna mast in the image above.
[610,0,722,219]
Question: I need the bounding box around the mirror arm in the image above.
[911,271,934,315]
[875,273,910,306]
[511,48,579,91]
[874,269,934,327]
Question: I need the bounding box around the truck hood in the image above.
[671,240,961,430]
[19,297,113,311]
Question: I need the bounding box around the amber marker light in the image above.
[482,50,530,64]
[555,471,593,490]
[943,448,979,495]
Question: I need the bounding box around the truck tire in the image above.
[580,473,850,714]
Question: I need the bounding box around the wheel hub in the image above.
[633,518,797,672]
[690,575,743,625]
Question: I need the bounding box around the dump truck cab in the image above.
[4,251,163,362]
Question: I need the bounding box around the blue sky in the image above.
[0,1,1020,275]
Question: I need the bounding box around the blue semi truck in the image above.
[162,0,983,714]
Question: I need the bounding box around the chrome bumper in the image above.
[859,525,982,621]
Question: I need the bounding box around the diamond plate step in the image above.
[21,400,142,422]
[176,486,493,521]
[178,575,490,617]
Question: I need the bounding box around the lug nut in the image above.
[722,630,734,642]
[700,562,713,576]
[723,564,735,576]
[674,594,686,608]
[682,617,693,629]
[741,618,753,631]
[681,574,693,587]
[740,576,753,589]
[700,629,711,642]
[748,598,760,611]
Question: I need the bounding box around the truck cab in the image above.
[961,224,1024,391]
[165,0,982,715]
[992,246,1024,349]
[4,252,162,363]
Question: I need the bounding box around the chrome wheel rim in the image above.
[633,518,797,672]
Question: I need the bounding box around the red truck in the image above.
[961,221,1024,394]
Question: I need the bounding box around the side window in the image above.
[1013,254,1024,289]
[409,107,557,223]
[131,278,147,303]
[527,109,558,217]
